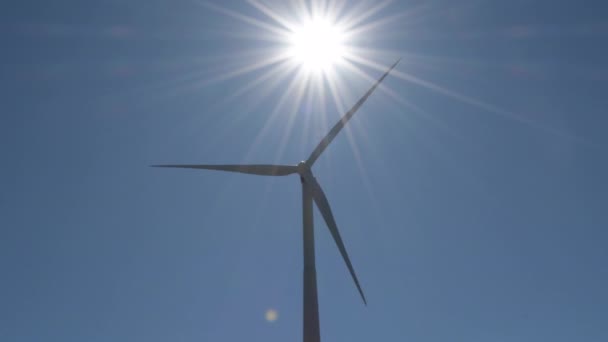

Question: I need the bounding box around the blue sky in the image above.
[1,1,607,341]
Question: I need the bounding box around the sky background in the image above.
[1,1,608,341]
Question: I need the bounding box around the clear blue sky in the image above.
[2,1,607,341]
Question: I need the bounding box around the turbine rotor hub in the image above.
[297,161,311,175]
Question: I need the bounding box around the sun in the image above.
[287,17,347,74]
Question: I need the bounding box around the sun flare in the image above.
[288,18,347,73]
[198,0,405,121]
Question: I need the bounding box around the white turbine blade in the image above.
[151,164,298,176]
[307,179,367,305]
[306,58,401,166]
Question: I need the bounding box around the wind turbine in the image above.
[153,59,400,342]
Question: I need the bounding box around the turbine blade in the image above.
[307,178,367,305]
[306,58,401,166]
[150,164,298,176]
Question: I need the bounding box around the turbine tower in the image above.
[153,59,400,342]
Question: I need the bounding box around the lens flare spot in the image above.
[265,309,279,322]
